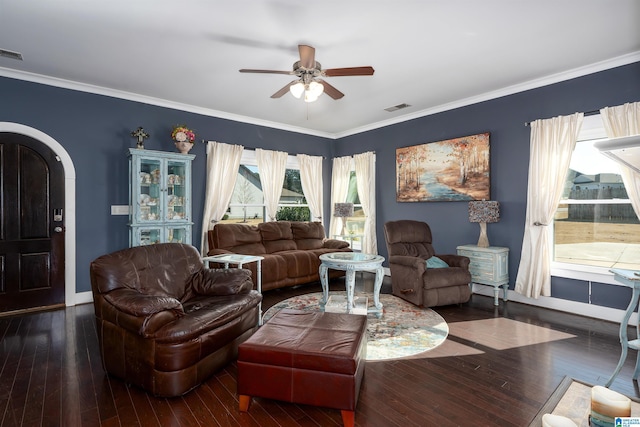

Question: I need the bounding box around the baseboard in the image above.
[73,272,631,328]
[471,284,637,327]
[70,291,93,306]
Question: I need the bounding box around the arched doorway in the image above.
[0,122,76,307]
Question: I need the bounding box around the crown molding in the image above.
[333,51,640,139]
[0,66,336,139]
[1,50,639,140]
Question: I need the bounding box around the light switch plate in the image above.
[111,205,131,215]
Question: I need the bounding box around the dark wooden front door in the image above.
[0,132,65,313]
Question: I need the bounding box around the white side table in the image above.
[606,268,640,387]
[202,254,264,325]
[456,245,509,306]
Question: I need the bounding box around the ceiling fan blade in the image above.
[271,80,298,98]
[298,45,316,69]
[317,79,344,100]
[323,66,375,77]
[239,69,293,75]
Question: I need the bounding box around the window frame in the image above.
[549,114,631,285]
[225,149,310,222]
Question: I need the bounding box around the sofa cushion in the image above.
[277,251,321,278]
[157,293,262,343]
[291,221,325,250]
[211,223,267,254]
[259,222,297,253]
[424,267,471,290]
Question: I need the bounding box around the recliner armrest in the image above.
[191,268,254,296]
[389,255,427,272]
[437,254,470,269]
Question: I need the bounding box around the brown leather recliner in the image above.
[89,243,262,397]
[384,220,471,307]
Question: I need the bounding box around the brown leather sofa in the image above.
[89,243,262,397]
[384,220,472,307]
[207,221,351,291]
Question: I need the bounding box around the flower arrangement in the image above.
[171,125,196,143]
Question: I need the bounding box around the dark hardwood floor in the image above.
[1,274,639,426]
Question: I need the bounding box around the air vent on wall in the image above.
[384,103,411,112]
[0,48,23,61]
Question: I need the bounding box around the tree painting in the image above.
[396,133,490,202]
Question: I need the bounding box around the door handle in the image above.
[54,226,63,233]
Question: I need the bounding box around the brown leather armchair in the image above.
[384,220,471,307]
[89,243,262,397]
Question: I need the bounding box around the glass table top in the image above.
[320,252,384,263]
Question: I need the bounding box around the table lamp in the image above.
[468,200,500,248]
[334,203,354,236]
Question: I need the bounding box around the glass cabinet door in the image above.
[136,227,163,246]
[166,160,188,222]
[138,157,163,222]
[166,226,190,244]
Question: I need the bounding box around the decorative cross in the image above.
[131,127,149,149]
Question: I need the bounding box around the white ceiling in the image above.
[1,0,639,139]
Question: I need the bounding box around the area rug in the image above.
[262,292,449,361]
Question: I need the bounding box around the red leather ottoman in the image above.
[237,309,367,427]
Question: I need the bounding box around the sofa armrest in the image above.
[437,254,470,269]
[104,288,184,317]
[323,239,350,249]
[206,248,233,256]
[191,268,254,296]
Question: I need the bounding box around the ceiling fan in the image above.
[239,44,374,102]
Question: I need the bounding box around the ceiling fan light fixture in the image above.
[304,90,319,103]
[289,81,305,98]
[309,81,324,96]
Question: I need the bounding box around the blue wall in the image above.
[0,77,336,293]
[1,61,639,305]
[336,61,640,309]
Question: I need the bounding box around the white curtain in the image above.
[297,154,323,223]
[354,151,377,254]
[600,102,640,217]
[256,148,288,221]
[515,113,584,298]
[329,156,353,237]
[200,141,244,255]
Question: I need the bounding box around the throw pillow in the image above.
[426,256,449,269]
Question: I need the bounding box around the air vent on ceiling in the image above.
[0,48,23,61]
[384,103,411,112]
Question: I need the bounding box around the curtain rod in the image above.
[524,109,600,127]
[199,140,326,159]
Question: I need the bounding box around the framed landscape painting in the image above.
[396,132,490,202]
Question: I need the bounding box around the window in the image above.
[342,171,364,250]
[219,150,310,224]
[551,115,640,281]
